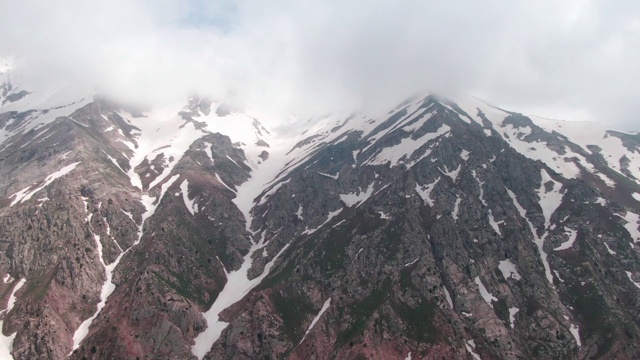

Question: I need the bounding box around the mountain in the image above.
[1,68,640,360]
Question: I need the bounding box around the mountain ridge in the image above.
[0,73,639,359]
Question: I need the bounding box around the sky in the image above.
[1,0,639,130]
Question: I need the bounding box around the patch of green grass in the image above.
[493,298,510,326]
[318,227,353,272]
[259,257,296,289]
[21,268,55,301]
[152,269,204,305]
[393,297,439,343]
[336,278,392,348]
[271,289,315,343]
[525,296,542,316]
[569,283,615,356]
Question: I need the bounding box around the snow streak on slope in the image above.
[554,228,578,251]
[118,102,268,191]
[302,209,343,235]
[509,307,519,328]
[506,188,554,284]
[10,162,81,206]
[192,233,291,359]
[621,211,640,243]
[415,178,439,207]
[299,298,331,345]
[465,340,482,360]
[452,196,461,220]
[443,286,454,309]
[538,169,563,229]
[533,117,640,183]
[0,90,92,149]
[473,171,502,236]
[498,259,522,281]
[453,96,636,184]
[626,271,640,289]
[192,127,305,359]
[71,177,179,351]
[180,179,197,215]
[0,278,26,360]
[570,324,582,347]
[475,276,497,308]
[366,123,450,166]
[340,183,375,207]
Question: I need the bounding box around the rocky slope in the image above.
[1,68,640,360]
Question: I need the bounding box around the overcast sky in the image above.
[1,0,639,130]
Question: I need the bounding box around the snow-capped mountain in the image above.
[1,69,639,359]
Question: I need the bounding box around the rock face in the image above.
[1,73,640,360]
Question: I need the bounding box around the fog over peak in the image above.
[1,0,639,130]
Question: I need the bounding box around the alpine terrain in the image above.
[1,63,640,360]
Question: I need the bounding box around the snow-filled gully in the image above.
[0,278,26,359]
[192,136,298,359]
[70,187,173,353]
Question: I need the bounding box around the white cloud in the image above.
[1,0,639,129]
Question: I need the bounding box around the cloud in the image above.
[1,0,639,130]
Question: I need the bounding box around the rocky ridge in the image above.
[0,71,639,359]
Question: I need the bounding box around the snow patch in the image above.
[257,179,290,206]
[317,171,339,180]
[487,212,503,236]
[506,188,554,284]
[0,278,26,360]
[498,259,522,281]
[72,180,173,352]
[299,298,331,345]
[180,179,198,215]
[192,238,292,359]
[340,183,375,207]
[554,228,578,251]
[367,123,451,166]
[404,257,419,267]
[538,169,564,229]
[415,178,439,207]
[604,242,616,255]
[10,162,81,206]
[465,340,481,360]
[460,149,471,161]
[302,209,343,235]
[442,164,461,181]
[570,324,581,347]
[443,286,454,309]
[509,307,519,329]
[620,211,640,243]
[625,271,640,289]
[474,276,497,308]
[451,195,462,221]
[214,173,235,193]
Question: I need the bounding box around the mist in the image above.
[1,0,639,130]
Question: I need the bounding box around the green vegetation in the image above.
[569,283,615,356]
[336,278,392,347]
[259,257,296,289]
[319,227,352,272]
[271,289,315,342]
[21,268,55,301]
[394,297,439,343]
[493,298,510,326]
